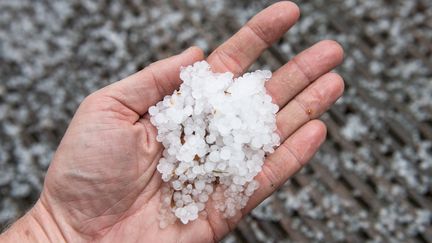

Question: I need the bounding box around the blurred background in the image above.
[0,0,431,242]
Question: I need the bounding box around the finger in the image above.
[101,47,204,116]
[243,119,327,213]
[207,1,300,76]
[135,116,162,153]
[266,40,344,107]
[276,72,344,141]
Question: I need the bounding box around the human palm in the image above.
[8,2,344,243]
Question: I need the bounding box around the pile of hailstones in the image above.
[149,61,280,227]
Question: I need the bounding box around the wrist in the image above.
[0,200,66,243]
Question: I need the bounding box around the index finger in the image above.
[207,1,300,76]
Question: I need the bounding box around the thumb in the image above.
[103,46,204,116]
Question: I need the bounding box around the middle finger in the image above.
[207,1,300,76]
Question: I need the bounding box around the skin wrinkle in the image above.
[263,150,301,189]
[138,119,154,152]
[39,196,79,242]
[245,2,299,48]
[280,139,304,166]
[99,93,140,123]
[212,47,245,76]
[108,154,163,225]
[134,127,142,180]
[79,189,142,236]
[73,161,121,187]
[206,207,233,243]
[82,94,132,120]
[30,209,55,242]
[261,158,281,187]
[66,208,102,240]
[275,104,304,141]
[70,159,129,185]
[266,71,298,106]
[74,153,162,240]
[60,206,92,236]
[136,161,161,201]
[148,65,171,99]
[291,56,314,84]
[293,94,315,121]
[49,133,148,235]
[245,23,272,47]
[151,61,182,94]
[200,193,227,241]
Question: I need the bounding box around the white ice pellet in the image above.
[148,106,159,116]
[150,61,279,226]
[220,147,231,160]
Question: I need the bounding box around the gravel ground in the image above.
[1,0,431,242]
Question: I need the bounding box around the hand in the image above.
[0,2,343,242]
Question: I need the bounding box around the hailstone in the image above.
[150,61,279,227]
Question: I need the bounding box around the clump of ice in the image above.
[341,115,368,141]
[149,61,280,226]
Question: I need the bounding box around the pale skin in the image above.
[0,2,344,242]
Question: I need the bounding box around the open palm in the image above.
[28,2,344,242]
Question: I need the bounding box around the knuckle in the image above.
[246,22,272,47]
[280,142,303,167]
[213,48,244,75]
[293,95,314,120]
[261,162,283,188]
[291,56,314,83]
